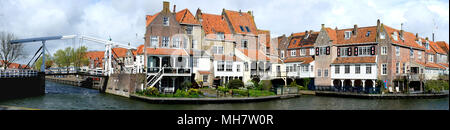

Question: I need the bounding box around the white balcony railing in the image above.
[0,69,38,78]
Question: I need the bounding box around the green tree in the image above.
[34,54,53,71]
[227,79,244,89]
[71,46,89,68]
[302,78,311,90]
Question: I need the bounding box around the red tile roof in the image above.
[146,12,160,27]
[257,29,271,47]
[224,10,257,35]
[439,63,449,68]
[334,26,377,45]
[436,41,449,54]
[1,60,31,69]
[213,55,242,62]
[201,13,231,35]
[137,47,189,56]
[85,51,105,68]
[332,56,376,64]
[176,9,200,25]
[384,25,426,50]
[288,31,319,49]
[284,56,314,64]
[325,28,338,44]
[430,41,447,54]
[111,48,129,58]
[198,71,211,75]
[422,62,446,69]
[238,49,270,61]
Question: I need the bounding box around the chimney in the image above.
[305,30,308,35]
[400,23,404,38]
[432,33,435,42]
[377,19,380,28]
[173,5,176,13]
[353,24,358,35]
[163,1,170,13]
[321,24,325,29]
[415,33,419,41]
[239,9,242,16]
[196,8,203,21]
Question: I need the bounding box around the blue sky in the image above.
[0,0,448,64]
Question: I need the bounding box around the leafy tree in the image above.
[53,47,73,70]
[71,46,89,68]
[34,54,53,71]
[302,78,311,90]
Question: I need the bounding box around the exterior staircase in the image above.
[146,66,165,87]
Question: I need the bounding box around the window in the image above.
[226,61,233,72]
[310,65,314,73]
[239,26,245,32]
[242,40,248,48]
[418,51,422,59]
[203,75,208,83]
[335,65,340,74]
[402,63,406,74]
[381,46,387,55]
[366,64,372,74]
[317,69,322,77]
[244,62,249,71]
[324,69,328,77]
[366,31,371,37]
[395,46,400,56]
[382,64,387,75]
[150,36,158,47]
[293,64,297,72]
[392,32,398,41]
[217,32,225,40]
[172,37,180,48]
[237,65,241,72]
[345,65,350,74]
[218,61,225,71]
[245,26,250,32]
[186,26,193,34]
[429,55,434,62]
[425,42,429,50]
[192,40,197,49]
[410,49,414,58]
[380,32,385,39]
[266,47,270,55]
[396,62,399,74]
[319,47,327,55]
[281,51,285,58]
[291,50,296,56]
[303,65,309,72]
[163,17,169,26]
[310,48,314,55]
[162,37,169,47]
[193,57,199,67]
[300,49,306,56]
[286,66,290,72]
[355,64,361,74]
[212,46,224,54]
[345,31,352,39]
[293,40,297,45]
[358,46,372,56]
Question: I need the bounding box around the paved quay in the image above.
[315,91,449,99]
[130,94,300,104]
[0,105,38,110]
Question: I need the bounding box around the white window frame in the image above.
[335,65,340,74]
[162,36,170,47]
[309,48,314,55]
[172,37,181,48]
[396,62,400,74]
[203,75,208,83]
[281,50,285,58]
[317,69,322,77]
[355,64,361,74]
[345,65,350,74]
[366,64,372,74]
[380,32,385,39]
[300,49,306,56]
[344,31,352,39]
[291,50,296,56]
[418,51,422,59]
[150,36,159,47]
[382,63,387,75]
[395,46,400,56]
[381,46,387,55]
[163,17,169,26]
[392,32,398,41]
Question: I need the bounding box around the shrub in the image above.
[180,80,193,90]
[232,89,249,96]
[425,80,448,93]
[227,79,244,89]
[174,89,189,97]
[260,80,273,90]
[188,88,202,96]
[302,78,310,90]
[217,86,229,93]
[144,87,160,96]
[249,90,275,97]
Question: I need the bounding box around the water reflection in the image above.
[0,81,448,110]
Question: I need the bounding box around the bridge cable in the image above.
[25,46,43,69]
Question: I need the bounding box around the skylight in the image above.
[240,26,244,32]
[366,31,371,37]
[245,26,250,32]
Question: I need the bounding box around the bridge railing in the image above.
[0,69,39,78]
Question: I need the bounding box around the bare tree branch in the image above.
[0,32,26,69]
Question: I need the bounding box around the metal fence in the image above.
[0,69,38,78]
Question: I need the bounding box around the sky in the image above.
[0,0,449,64]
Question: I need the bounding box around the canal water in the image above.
[0,81,448,110]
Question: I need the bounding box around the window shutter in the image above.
[354,47,358,56]
[347,47,352,56]
[316,47,319,56]
[337,47,340,57]
[371,46,376,55]
[326,46,330,55]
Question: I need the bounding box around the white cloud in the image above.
[0,0,448,64]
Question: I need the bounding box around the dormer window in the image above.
[245,26,250,32]
[426,42,430,50]
[217,32,225,40]
[366,31,371,37]
[392,32,398,41]
[417,40,422,46]
[163,17,169,26]
[380,32,385,39]
[305,34,310,39]
[344,31,352,39]
[239,26,245,32]
[293,40,297,45]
